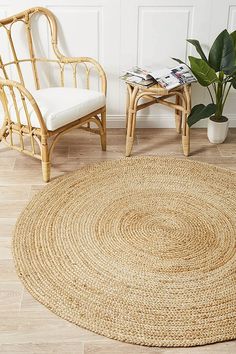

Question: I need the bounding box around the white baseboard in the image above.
[106,115,236,128]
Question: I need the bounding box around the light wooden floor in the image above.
[1,128,236,354]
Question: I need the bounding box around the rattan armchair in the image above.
[0,7,107,182]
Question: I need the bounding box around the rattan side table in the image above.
[125,82,192,156]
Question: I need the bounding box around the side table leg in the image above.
[182,85,191,157]
[182,123,190,156]
[126,85,132,129]
[125,108,136,156]
[175,95,182,134]
[125,86,138,157]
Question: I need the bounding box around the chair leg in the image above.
[41,136,51,182]
[175,95,182,134]
[100,110,106,151]
[0,124,7,142]
[42,161,51,183]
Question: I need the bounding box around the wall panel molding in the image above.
[227,5,236,31]
[137,6,193,66]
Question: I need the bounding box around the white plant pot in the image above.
[207,117,229,144]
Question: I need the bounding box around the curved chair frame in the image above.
[0,7,107,182]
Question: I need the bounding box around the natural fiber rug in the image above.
[13,157,236,347]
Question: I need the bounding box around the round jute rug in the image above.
[13,157,236,347]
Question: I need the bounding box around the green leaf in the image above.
[231,76,236,89]
[223,65,236,75]
[187,39,208,62]
[189,56,218,86]
[171,57,186,65]
[231,30,236,49]
[231,30,236,63]
[171,57,192,71]
[208,29,235,72]
[188,103,216,126]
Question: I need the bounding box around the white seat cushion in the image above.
[0,87,106,131]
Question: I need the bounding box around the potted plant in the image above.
[174,29,236,143]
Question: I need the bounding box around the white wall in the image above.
[1,0,236,128]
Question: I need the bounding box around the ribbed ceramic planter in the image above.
[207,116,229,144]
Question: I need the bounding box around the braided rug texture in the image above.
[13,157,236,347]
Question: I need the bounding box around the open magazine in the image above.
[121,64,196,90]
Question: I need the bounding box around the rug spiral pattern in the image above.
[13,157,236,347]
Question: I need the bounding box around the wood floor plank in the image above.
[68,144,124,159]
[0,201,29,218]
[0,342,84,354]
[0,238,12,260]
[0,317,107,344]
[0,157,16,171]
[0,283,23,312]
[0,171,44,185]
[20,290,65,319]
[0,218,16,238]
[84,341,236,354]
[0,260,19,282]
[0,311,20,333]
[0,186,30,201]
[217,143,236,157]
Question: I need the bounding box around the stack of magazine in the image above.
[121,64,196,90]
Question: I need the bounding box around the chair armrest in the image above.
[0,78,47,134]
[56,53,107,95]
